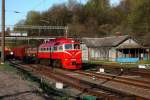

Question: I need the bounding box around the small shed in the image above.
[81,35,150,63]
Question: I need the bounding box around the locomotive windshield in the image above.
[64,44,80,50]
[65,44,72,50]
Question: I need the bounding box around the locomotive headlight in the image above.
[10,52,13,55]
[65,59,68,61]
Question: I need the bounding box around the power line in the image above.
[13,25,69,38]
[31,0,46,11]
[18,0,45,19]
[5,10,21,13]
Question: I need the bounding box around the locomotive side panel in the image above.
[38,52,51,59]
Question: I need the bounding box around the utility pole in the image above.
[64,26,68,38]
[1,0,5,63]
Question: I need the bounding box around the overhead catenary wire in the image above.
[2,25,69,38]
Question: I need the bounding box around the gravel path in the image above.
[0,71,46,100]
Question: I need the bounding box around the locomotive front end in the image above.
[62,43,82,69]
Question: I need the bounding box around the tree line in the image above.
[15,0,150,46]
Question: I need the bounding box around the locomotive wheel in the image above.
[52,60,56,67]
[56,60,62,68]
[35,58,40,64]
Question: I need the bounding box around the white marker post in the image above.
[56,82,63,89]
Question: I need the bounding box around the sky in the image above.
[0,0,120,30]
[110,0,121,6]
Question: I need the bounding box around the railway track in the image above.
[9,61,138,100]
[131,69,150,79]
[88,63,150,79]
[75,70,150,90]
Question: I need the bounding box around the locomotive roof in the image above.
[39,38,80,48]
[55,38,80,44]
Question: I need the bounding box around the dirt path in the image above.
[0,69,47,100]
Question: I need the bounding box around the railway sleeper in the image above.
[10,62,147,100]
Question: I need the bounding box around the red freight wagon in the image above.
[12,45,30,60]
[4,47,14,59]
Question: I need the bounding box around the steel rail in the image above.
[75,70,150,89]
[9,62,135,100]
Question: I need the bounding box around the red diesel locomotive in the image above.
[38,38,82,69]
[12,38,82,69]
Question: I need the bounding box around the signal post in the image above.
[1,0,5,64]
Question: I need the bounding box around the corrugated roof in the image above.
[81,35,129,47]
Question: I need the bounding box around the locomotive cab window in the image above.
[74,44,80,49]
[40,48,43,51]
[48,47,51,51]
[65,44,72,50]
[58,45,63,51]
[54,46,57,51]
[51,47,54,51]
[43,48,45,51]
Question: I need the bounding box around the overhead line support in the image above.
[1,0,5,63]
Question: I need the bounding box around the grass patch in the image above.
[0,62,18,73]
[138,60,150,64]
[85,60,138,69]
